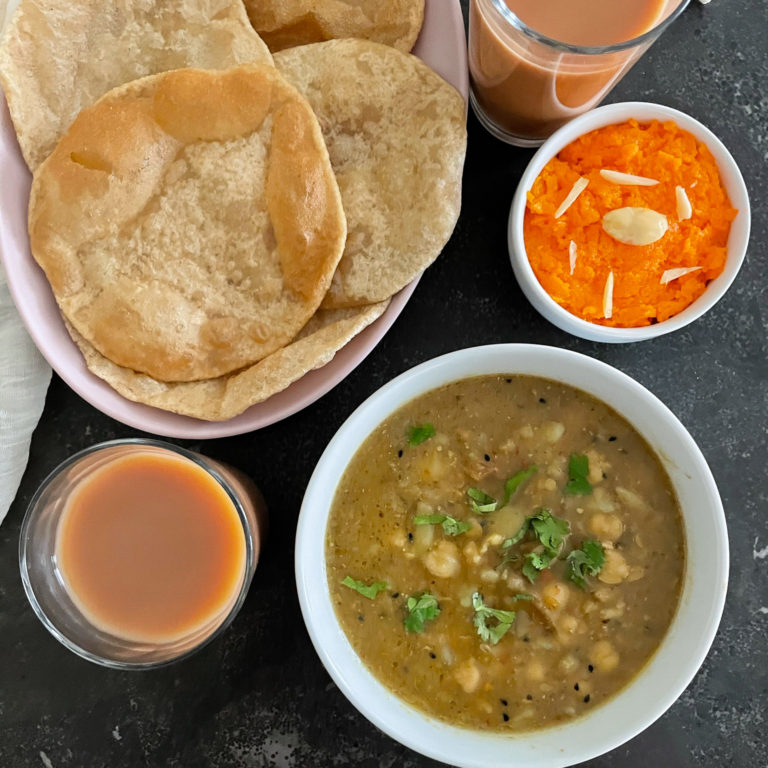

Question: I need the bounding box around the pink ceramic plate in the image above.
[0,0,468,439]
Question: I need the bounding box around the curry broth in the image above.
[326,375,685,732]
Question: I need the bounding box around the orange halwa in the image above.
[524,119,737,327]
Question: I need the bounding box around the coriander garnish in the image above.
[566,539,605,589]
[341,576,388,600]
[472,593,517,645]
[564,453,593,495]
[502,465,537,505]
[404,593,441,633]
[467,487,498,514]
[408,423,436,446]
[413,514,472,536]
[501,508,571,583]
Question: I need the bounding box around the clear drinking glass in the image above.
[19,439,266,669]
[468,0,690,146]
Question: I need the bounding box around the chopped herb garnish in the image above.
[502,465,538,505]
[467,487,498,514]
[404,593,441,633]
[564,453,593,495]
[522,550,555,583]
[472,593,516,645]
[501,508,570,583]
[566,539,605,589]
[341,576,388,600]
[413,514,472,536]
[408,423,436,446]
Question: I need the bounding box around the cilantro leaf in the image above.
[502,518,531,550]
[413,514,472,537]
[566,539,606,589]
[341,576,388,600]
[502,465,538,505]
[472,593,517,644]
[530,508,571,552]
[404,593,441,633]
[408,423,436,446]
[564,453,593,495]
[522,550,555,583]
[467,487,498,514]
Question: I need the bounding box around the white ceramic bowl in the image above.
[508,102,751,343]
[296,344,728,767]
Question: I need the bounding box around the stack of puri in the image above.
[0,0,466,421]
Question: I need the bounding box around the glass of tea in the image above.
[19,439,267,669]
[468,0,690,146]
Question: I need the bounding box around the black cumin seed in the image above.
[608,435,617,442]
[526,694,533,701]
[358,614,364,622]
[506,378,512,383]
[502,713,510,722]
[539,397,546,404]
[398,449,403,458]
[583,694,591,703]
[574,683,579,691]
[408,532,414,541]
[484,454,491,462]
[429,652,436,659]
[523,636,530,643]
[602,472,608,479]
[500,698,508,707]
[391,592,399,599]
[588,664,594,672]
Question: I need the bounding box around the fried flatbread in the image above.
[28,64,347,381]
[244,0,424,53]
[66,301,389,420]
[275,40,466,308]
[0,0,273,170]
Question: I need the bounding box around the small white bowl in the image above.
[508,102,751,343]
[296,344,728,768]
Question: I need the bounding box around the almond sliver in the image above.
[600,169,659,186]
[660,266,701,285]
[603,271,614,319]
[554,176,589,218]
[676,185,693,220]
[569,240,577,275]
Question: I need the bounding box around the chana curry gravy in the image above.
[326,375,685,731]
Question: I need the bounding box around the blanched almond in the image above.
[676,185,693,220]
[602,207,668,246]
[599,169,659,186]
[660,266,702,285]
[603,271,614,319]
[569,240,577,275]
[554,176,589,218]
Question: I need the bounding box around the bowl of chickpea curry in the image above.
[296,345,728,767]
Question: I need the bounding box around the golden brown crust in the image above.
[275,40,467,308]
[66,301,389,420]
[0,0,274,171]
[244,0,424,53]
[29,65,347,382]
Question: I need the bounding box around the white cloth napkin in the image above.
[0,0,50,524]
[0,264,51,523]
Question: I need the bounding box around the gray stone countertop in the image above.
[1,0,766,766]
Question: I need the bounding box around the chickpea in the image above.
[589,640,620,672]
[560,615,579,635]
[541,581,570,610]
[424,540,461,578]
[480,569,500,583]
[462,540,482,566]
[527,661,545,682]
[454,658,481,693]
[585,449,610,484]
[542,421,565,443]
[589,513,624,543]
[598,548,630,584]
[559,654,578,673]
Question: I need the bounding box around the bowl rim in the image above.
[296,343,729,767]
[508,101,751,343]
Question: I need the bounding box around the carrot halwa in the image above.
[524,120,737,327]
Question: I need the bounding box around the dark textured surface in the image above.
[1,1,767,766]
